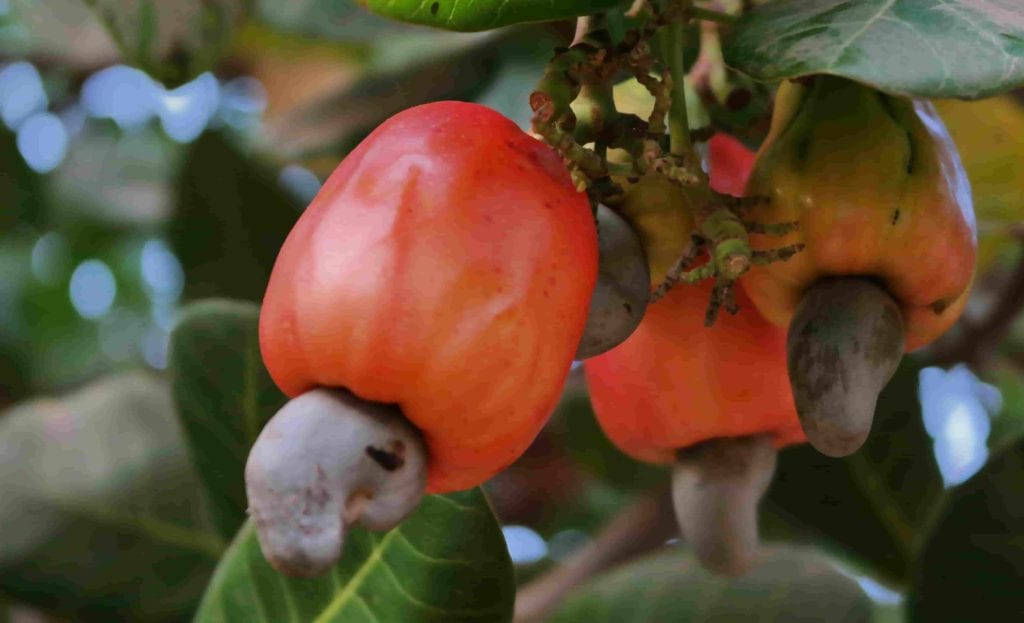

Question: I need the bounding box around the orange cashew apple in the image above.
[743,76,977,457]
[585,133,802,575]
[251,101,598,576]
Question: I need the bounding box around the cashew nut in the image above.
[575,204,650,360]
[245,388,427,577]
[672,434,777,576]
[787,277,905,457]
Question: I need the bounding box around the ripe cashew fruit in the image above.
[743,76,977,456]
[585,135,801,575]
[259,101,598,496]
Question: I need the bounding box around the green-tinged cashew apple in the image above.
[586,134,803,576]
[743,76,977,457]
[251,101,597,576]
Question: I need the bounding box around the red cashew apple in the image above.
[251,101,598,575]
[585,133,802,575]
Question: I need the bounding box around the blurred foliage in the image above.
[82,0,250,86]
[935,96,1024,271]
[762,361,943,587]
[549,546,874,623]
[0,130,43,231]
[908,438,1024,620]
[170,132,299,302]
[0,373,221,622]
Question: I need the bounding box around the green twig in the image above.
[663,16,691,156]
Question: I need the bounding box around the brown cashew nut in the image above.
[245,388,427,577]
[672,434,777,576]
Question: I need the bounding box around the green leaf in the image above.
[762,361,944,585]
[195,489,515,622]
[363,0,625,32]
[169,299,287,541]
[170,131,301,302]
[908,439,1024,620]
[81,0,251,85]
[549,546,873,622]
[0,373,223,622]
[722,0,1024,99]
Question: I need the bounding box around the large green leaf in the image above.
[195,489,515,622]
[722,0,1024,99]
[549,546,873,622]
[170,131,301,302]
[762,361,944,586]
[908,439,1024,620]
[0,373,224,622]
[169,299,287,541]
[363,0,624,32]
[81,0,251,85]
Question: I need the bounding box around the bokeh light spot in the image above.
[502,525,548,565]
[69,259,117,320]
[81,65,159,129]
[0,61,47,129]
[278,165,322,205]
[140,239,185,301]
[157,72,219,142]
[919,365,998,487]
[16,112,68,172]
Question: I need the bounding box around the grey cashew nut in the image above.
[575,204,650,360]
[672,434,777,577]
[787,277,905,457]
[245,388,427,577]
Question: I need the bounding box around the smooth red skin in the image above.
[584,135,803,464]
[706,133,756,197]
[259,101,597,493]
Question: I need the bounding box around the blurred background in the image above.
[1,1,1023,622]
